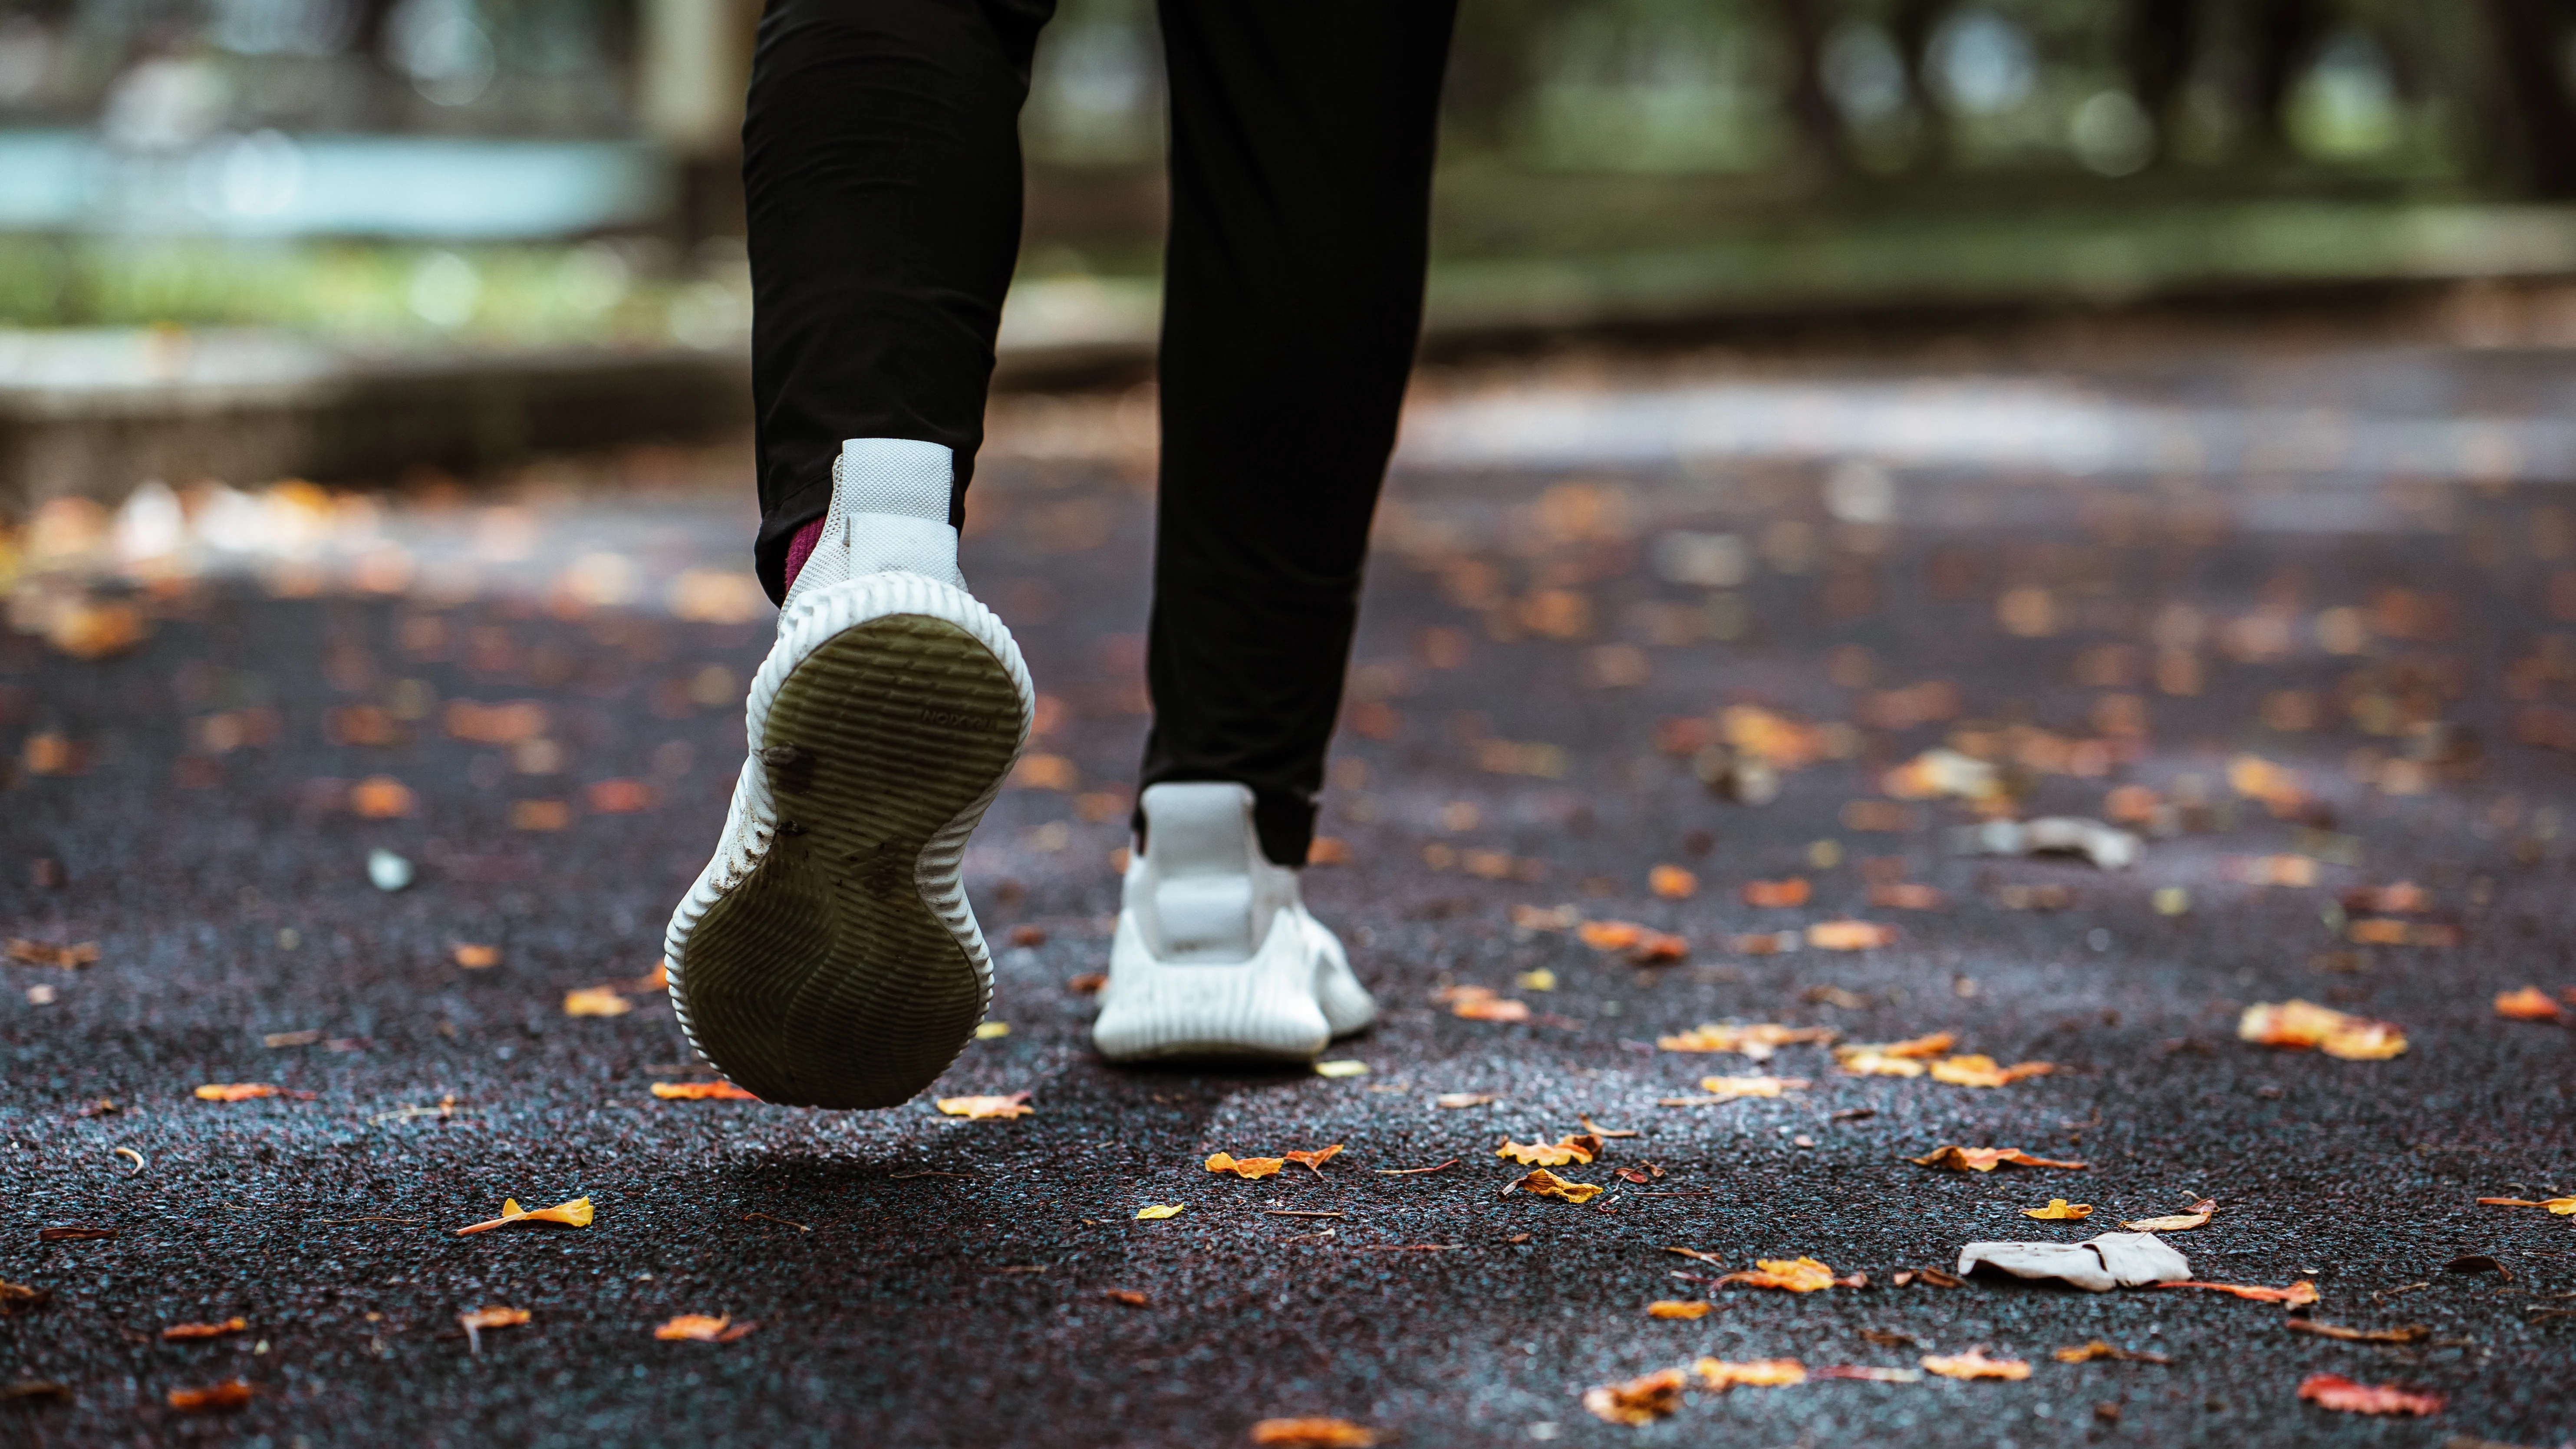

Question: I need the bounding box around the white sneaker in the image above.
[1092,781,1375,1062]
[664,439,1033,1108]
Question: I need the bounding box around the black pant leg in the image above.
[1138,0,1459,865]
[743,0,1056,603]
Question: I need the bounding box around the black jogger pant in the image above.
[744,0,1458,866]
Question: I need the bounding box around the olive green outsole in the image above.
[677,614,1024,1108]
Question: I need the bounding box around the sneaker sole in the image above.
[673,604,1026,1108]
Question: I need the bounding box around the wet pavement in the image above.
[3,340,2574,1447]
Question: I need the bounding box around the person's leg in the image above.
[1136,0,1461,866]
[743,0,1056,603]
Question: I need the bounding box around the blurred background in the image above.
[8,0,2576,501]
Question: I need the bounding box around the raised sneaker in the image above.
[1092,781,1375,1061]
[663,438,1033,1108]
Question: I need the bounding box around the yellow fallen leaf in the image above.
[1582,1367,1686,1425]
[1908,1146,2088,1172]
[2476,1195,2576,1214]
[1647,1300,1711,1320]
[1922,1347,2030,1381]
[1312,1060,1369,1078]
[1497,1133,1604,1167]
[1281,1145,1344,1176]
[1834,1031,1954,1061]
[935,1093,1034,1119]
[456,1196,593,1235]
[1807,920,1896,950]
[1134,1203,1185,1220]
[1249,1419,1380,1448]
[1696,1075,1808,1098]
[2157,1279,2318,1305]
[2121,1198,2217,1232]
[2238,1000,2406,1059]
[563,987,631,1017]
[1657,1022,1837,1058]
[2023,1199,2092,1220]
[452,944,500,968]
[1835,1051,1926,1078]
[161,1317,249,1341]
[973,1021,1011,1039]
[1716,1257,1843,1292]
[654,1314,756,1343]
[1648,864,1698,898]
[194,1083,299,1102]
[1206,1152,1286,1179]
[1693,1358,1807,1389]
[1511,1168,1604,1203]
[1515,968,1557,991]
[651,1080,759,1100]
[1928,1054,2055,1088]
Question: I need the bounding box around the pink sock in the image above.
[781,517,826,591]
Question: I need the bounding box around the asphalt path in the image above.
[3,366,2573,1447]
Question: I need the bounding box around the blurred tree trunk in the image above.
[1444,0,1542,158]
[2121,0,2196,164]
[1889,0,1951,168]
[1765,0,1851,183]
[2243,0,2319,151]
[2474,0,2576,198]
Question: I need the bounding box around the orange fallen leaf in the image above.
[1649,864,1698,898]
[935,1093,1034,1120]
[167,1380,253,1412]
[1715,1257,1842,1293]
[161,1317,248,1341]
[1837,1031,1953,1061]
[1807,920,1896,951]
[4,939,99,968]
[1867,882,1947,911]
[2346,918,2459,947]
[652,1080,760,1101]
[1928,1054,2055,1088]
[2238,1000,2406,1060]
[634,958,669,991]
[1742,878,1810,908]
[2158,1279,2319,1306]
[349,775,414,818]
[1696,1075,1808,1099]
[1104,1290,1149,1307]
[1909,1146,2088,1172]
[1693,1358,1807,1389]
[563,986,631,1017]
[1577,920,1644,950]
[1835,1051,1926,1078]
[2494,986,2565,1022]
[1281,1145,1344,1176]
[1439,985,1531,1023]
[1510,1168,1604,1203]
[459,1306,531,1330]
[1582,1367,1687,1425]
[192,1083,314,1102]
[1206,1152,1287,1179]
[2023,1199,2092,1220]
[654,1314,757,1343]
[1629,929,1690,964]
[1498,1133,1604,1167]
[2297,1373,2444,1416]
[456,1196,593,1235]
[452,943,500,968]
[1648,1300,1711,1319]
[1250,1419,1380,1448]
[2121,1198,2217,1232]
[1920,1347,2030,1381]
[2340,881,2431,913]
[2053,1340,2170,1364]
[1657,1023,1837,1059]
[2475,1195,2576,1214]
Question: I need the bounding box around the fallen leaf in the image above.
[1515,968,1557,991]
[1582,1367,1687,1425]
[1580,1117,1638,1138]
[161,1318,247,1341]
[349,775,414,818]
[1629,930,1689,964]
[1311,1058,1366,1077]
[166,1380,253,1412]
[2238,1000,2406,1060]
[1663,1247,1724,1265]
[2023,1199,2092,1220]
[456,1196,593,1235]
[1928,1054,2055,1088]
[1892,1267,1963,1288]
[2158,1279,2318,1306]
[0,1381,71,1403]
[1134,1204,1185,1220]
[453,944,500,968]
[2494,986,2565,1022]
[2476,1195,2576,1214]
[36,1226,115,1242]
[1817,1365,1921,1383]
[1282,1145,1344,1176]
[1509,1168,1604,1203]
[1921,1348,2031,1381]
[1835,1031,1953,1063]
[1250,1419,1380,1448]
[563,986,631,1017]
[2346,919,2459,947]
[1693,1357,1806,1389]
[1803,985,1870,1009]
[1807,920,1896,950]
[0,1280,49,1315]
[1696,1075,1808,1099]
[2053,1340,2170,1364]
[1068,971,1110,995]
[2121,1199,2217,1232]
[1578,920,1645,951]
[2297,1373,2444,1416]
[2286,1320,2428,1344]
[1835,1051,1927,1078]
[973,1021,1010,1040]
[1884,747,2000,800]
[1868,883,1947,911]
[3,939,99,969]
[651,1080,759,1101]
[1104,1290,1148,1307]
[1647,1300,1711,1319]
[1206,1153,1287,1180]
[654,1314,757,1343]
[1910,1146,2087,1172]
[1433,1093,1496,1108]
[1716,1257,1843,1293]
[1442,986,1531,1023]
[1657,1023,1837,1059]
[192,1083,314,1102]
[1498,1134,1604,1167]
[459,1306,530,1330]
[935,1093,1034,1120]
[1649,864,1698,898]
[1742,878,1810,908]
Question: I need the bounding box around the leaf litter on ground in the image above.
[455,1197,592,1235]
[1910,1146,2087,1172]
